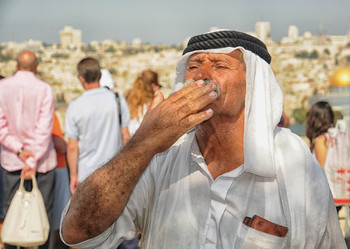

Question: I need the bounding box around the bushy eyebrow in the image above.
[188,54,233,64]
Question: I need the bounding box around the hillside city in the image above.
[1,22,350,132]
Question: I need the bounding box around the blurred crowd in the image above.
[0,51,162,249]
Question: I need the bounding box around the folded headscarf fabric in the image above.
[183,30,271,64]
[100,69,114,90]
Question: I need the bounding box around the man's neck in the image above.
[84,82,100,90]
[195,114,245,179]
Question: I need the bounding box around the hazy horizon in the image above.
[1,0,349,45]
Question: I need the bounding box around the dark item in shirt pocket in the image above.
[243,215,288,237]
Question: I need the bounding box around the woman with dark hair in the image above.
[306,101,334,168]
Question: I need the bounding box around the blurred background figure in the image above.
[65,59,131,195]
[0,51,56,249]
[0,74,5,249]
[125,70,161,135]
[100,69,130,144]
[277,110,290,128]
[51,112,70,249]
[306,101,334,168]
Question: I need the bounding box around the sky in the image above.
[0,0,349,45]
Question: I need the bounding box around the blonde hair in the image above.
[126,70,159,120]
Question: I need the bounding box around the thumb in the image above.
[149,90,164,111]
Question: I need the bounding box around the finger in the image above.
[70,184,75,195]
[169,79,205,103]
[180,108,214,130]
[176,86,217,120]
[149,90,164,111]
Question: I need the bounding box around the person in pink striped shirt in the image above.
[0,50,56,249]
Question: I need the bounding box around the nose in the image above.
[193,63,212,81]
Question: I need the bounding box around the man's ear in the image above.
[33,65,38,74]
[78,75,85,84]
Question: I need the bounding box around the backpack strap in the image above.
[115,92,122,126]
[103,86,122,125]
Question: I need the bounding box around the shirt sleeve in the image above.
[65,103,79,139]
[26,86,55,168]
[0,105,23,152]
[119,94,130,128]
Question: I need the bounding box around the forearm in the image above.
[0,108,23,152]
[53,135,67,154]
[67,140,79,180]
[61,136,155,244]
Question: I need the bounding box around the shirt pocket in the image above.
[233,222,287,249]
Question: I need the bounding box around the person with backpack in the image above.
[65,58,130,194]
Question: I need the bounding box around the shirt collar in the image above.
[189,130,276,179]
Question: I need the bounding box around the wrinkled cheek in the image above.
[184,70,193,81]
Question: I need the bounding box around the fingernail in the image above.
[196,80,204,86]
[206,109,213,115]
[209,91,217,97]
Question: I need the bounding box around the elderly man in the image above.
[0,50,56,249]
[61,30,346,248]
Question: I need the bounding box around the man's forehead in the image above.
[188,50,243,62]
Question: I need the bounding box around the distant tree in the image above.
[346,55,350,64]
[309,50,318,59]
[323,48,330,55]
[293,108,307,124]
[109,68,117,75]
[0,53,13,62]
[106,46,115,53]
[295,51,309,59]
[52,53,69,59]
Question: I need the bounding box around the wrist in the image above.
[17,147,24,157]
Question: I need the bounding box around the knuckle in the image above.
[187,101,195,109]
[184,92,194,101]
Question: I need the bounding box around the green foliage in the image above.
[106,46,115,53]
[293,108,307,124]
[346,55,350,64]
[52,53,69,59]
[309,50,318,59]
[295,51,309,58]
[295,50,318,59]
[0,53,13,62]
[109,68,117,75]
[334,110,344,124]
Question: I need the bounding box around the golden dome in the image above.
[330,66,350,87]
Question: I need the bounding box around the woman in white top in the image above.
[306,101,335,168]
[125,70,161,135]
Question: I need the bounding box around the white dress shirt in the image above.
[61,129,346,249]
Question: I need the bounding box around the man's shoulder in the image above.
[275,127,329,191]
